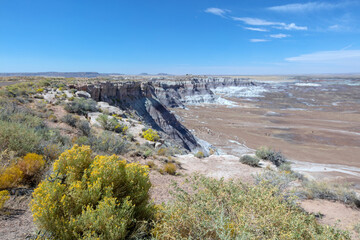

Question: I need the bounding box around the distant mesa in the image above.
[0,72,113,78]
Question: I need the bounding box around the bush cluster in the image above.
[97,114,128,134]
[64,97,97,115]
[300,181,360,208]
[256,146,287,167]
[152,175,350,239]
[62,114,91,136]
[239,155,260,167]
[75,131,130,155]
[31,145,155,239]
[130,143,155,159]
[0,153,45,189]
[0,101,70,157]
[142,128,160,142]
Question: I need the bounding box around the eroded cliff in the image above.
[78,77,257,151]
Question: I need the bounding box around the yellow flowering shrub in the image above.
[142,128,160,142]
[0,153,45,188]
[0,190,10,209]
[0,164,23,189]
[31,145,154,239]
[17,153,45,180]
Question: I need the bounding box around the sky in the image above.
[0,0,360,75]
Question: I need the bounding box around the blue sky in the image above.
[0,0,360,74]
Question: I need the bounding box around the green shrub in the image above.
[194,151,205,159]
[97,114,128,134]
[239,155,260,167]
[0,120,42,156]
[61,114,79,127]
[152,175,350,239]
[142,129,160,142]
[255,146,287,167]
[43,144,62,161]
[130,143,155,159]
[300,181,360,208]
[254,170,296,193]
[92,131,130,155]
[76,120,91,136]
[31,145,155,239]
[64,98,97,115]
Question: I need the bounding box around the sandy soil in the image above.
[301,200,360,239]
[0,195,35,239]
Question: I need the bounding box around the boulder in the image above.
[97,102,125,116]
[75,91,91,98]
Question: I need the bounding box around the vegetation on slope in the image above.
[0,78,357,239]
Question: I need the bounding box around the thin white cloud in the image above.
[233,17,307,30]
[233,17,278,26]
[270,33,290,38]
[205,8,230,17]
[286,50,360,62]
[244,27,268,32]
[329,24,340,30]
[275,23,308,30]
[268,2,350,12]
[250,39,269,42]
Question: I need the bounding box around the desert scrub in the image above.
[0,121,42,156]
[146,160,156,169]
[254,169,299,194]
[354,222,360,234]
[300,181,360,208]
[142,128,160,142]
[0,164,23,189]
[194,151,205,159]
[156,148,168,156]
[239,155,260,167]
[0,190,10,209]
[162,163,176,175]
[255,146,287,167]
[43,144,62,161]
[152,175,350,239]
[61,114,79,127]
[97,114,128,134]
[31,145,155,239]
[17,153,45,185]
[64,97,97,115]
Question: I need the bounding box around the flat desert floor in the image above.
[174,77,360,186]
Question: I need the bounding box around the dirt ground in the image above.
[301,199,360,239]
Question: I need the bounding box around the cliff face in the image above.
[78,77,256,151]
[78,81,201,151]
[151,77,256,108]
